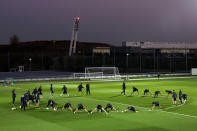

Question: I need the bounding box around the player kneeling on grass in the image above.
[104,103,118,112]
[91,105,107,114]
[122,106,138,113]
[152,101,161,110]
[144,89,151,96]
[165,90,172,97]
[182,94,187,103]
[46,99,57,111]
[73,104,88,114]
[131,86,139,96]
[154,91,161,97]
[62,102,73,112]
[60,85,69,97]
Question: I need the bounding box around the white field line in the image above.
[81,97,197,119]
[27,97,197,119]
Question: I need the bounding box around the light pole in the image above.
[126,53,129,72]
[29,58,32,71]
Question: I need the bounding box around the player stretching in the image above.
[62,102,73,112]
[121,81,126,95]
[172,90,177,105]
[144,89,151,96]
[46,99,57,110]
[152,101,161,110]
[86,83,91,95]
[182,94,187,103]
[91,105,107,114]
[60,85,69,97]
[165,90,172,97]
[74,104,89,114]
[104,103,118,112]
[122,106,138,112]
[131,86,139,96]
[154,91,161,97]
[50,84,54,96]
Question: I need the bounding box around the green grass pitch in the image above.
[0,77,197,131]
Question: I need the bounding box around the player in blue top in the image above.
[62,102,73,112]
[131,86,139,96]
[121,81,126,95]
[172,90,177,105]
[50,84,54,96]
[12,89,16,105]
[73,104,89,114]
[179,89,183,104]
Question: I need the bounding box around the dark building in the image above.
[0,40,197,73]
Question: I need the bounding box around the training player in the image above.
[24,90,31,106]
[154,91,161,97]
[157,72,160,80]
[46,99,57,110]
[144,89,151,96]
[60,85,69,97]
[179,89,183,104]
[62,102,73,112]
[73,104,89,114]
[104,103,118,112]
[152,101,161,110]
[165,90,172,97]
[122,106,138,112]
[77,83,84,96]
[182,94,187,103]
[131,86,139,96]
[12,89,16,105]
[32,88,38,98]
[35,92,40,108]
[121,81,126,95]
[172,90,177,105]
[50,84,54,96]
[86,83,91,95]
[91,104,107,114]
[20,95,27,111]
[38,86,43,97]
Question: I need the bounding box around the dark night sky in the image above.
[1,0,197,45]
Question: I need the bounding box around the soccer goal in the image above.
[73,72,104,79]
[85,67,121,79]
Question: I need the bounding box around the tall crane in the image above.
[69,17,80,56]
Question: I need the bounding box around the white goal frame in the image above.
[85,67,121,79]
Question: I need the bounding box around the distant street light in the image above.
[126,53,129,72]
[29,58,32,71]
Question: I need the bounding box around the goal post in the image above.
[73,72,103,79]
[85,67,121,79]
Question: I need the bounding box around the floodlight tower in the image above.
[69,17,80,56]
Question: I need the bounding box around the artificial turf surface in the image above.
[0,77,197,131]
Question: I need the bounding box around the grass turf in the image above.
[0,77,197,131]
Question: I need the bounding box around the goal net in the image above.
[73,72,103,79]
[85,67,121,79]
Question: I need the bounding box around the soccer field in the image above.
[0,77,197,131]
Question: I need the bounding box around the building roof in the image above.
[123,41,197,49]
